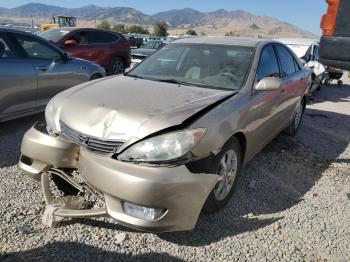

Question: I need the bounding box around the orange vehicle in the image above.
[319,0,350,70]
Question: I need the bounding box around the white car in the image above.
[276,38,326,93]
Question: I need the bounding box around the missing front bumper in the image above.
[18,124,219,232]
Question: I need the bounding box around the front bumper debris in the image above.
[18,124,219,232]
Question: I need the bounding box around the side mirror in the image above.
[255,77,282,91]
[64,39,77,46]
[62,52,73,62]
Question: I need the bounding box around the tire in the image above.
[108,57,125,75]
[203,137,242,213]
[90,73,102,81]
[337,80,343,87]
[285,99,305,136]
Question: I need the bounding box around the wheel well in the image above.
[89,73,103,81]
[233,132,247,165]
[111,56,126,67]
[186,132,247,174]
[302,96,307,110]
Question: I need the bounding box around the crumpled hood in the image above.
[131,48,156,57]
[53,75,234,143]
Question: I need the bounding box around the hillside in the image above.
[0,3,316,38]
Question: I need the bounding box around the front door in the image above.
[246,44,283,157]
[0,33,37,116]
[12,32,83,108]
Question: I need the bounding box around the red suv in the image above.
[40,28,131,75]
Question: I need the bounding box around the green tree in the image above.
[153,21,168,37]
[128,25,150,34]
[113,24,126,33]
[186,29,197,36]
[97,21,111,30]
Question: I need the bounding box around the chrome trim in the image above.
[60,121,125,154]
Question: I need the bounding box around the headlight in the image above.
[45,99,59,134]
[117,128,206,163]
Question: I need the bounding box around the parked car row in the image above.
[17,37,311,232]
[131,40,168,67]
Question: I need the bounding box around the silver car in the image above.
[18,37,311,232]
[0,28,105,122]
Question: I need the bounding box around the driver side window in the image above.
[256,45,280,82]
[13,33,61,60]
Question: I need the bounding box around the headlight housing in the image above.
[117,128,206,163]
[45,99,59,134]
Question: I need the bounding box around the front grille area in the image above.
[60,122,125,154]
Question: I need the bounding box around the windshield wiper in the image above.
[124,73,146,80]
[156,79,196,86]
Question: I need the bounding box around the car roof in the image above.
[173,37,271,47]
[59,27,118,33]
[0,27,35,35]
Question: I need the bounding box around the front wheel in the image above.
[203,138,242,212]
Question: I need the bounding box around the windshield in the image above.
[39,29,71,42]
[128,43,254,90]
[143,41,162,49]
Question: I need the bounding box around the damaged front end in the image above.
[18,122,219,232]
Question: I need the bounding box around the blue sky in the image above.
[1,1,327,34]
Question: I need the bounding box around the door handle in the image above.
[35,66,49,71]
[280,89,285,93]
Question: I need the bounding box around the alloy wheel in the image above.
[214,149,238,201]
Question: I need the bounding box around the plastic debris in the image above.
[42,196,86,228]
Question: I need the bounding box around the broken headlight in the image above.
[117,128,206,163]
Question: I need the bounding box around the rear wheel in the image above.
[285,99,305,136]
[109,57,125,75]
[203,138,242,212]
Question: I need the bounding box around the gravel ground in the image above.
[0,79,349,261]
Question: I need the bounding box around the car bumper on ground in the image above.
[18,124,219,232]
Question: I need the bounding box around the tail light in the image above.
[321,0,340,36]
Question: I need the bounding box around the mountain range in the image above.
[0,3,316,38]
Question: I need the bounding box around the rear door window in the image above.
[68,31,89,45]
[256,44,280,81]
[88,31,119,44]
[275,45,297,78]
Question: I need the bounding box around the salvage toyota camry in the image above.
[18,37,310,232]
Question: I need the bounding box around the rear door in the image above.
[274,44,304,127]
[11,32,84,108]
[0,32,37,116]
[87,31,120,66]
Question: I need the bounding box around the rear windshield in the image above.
[39,29,71,42]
